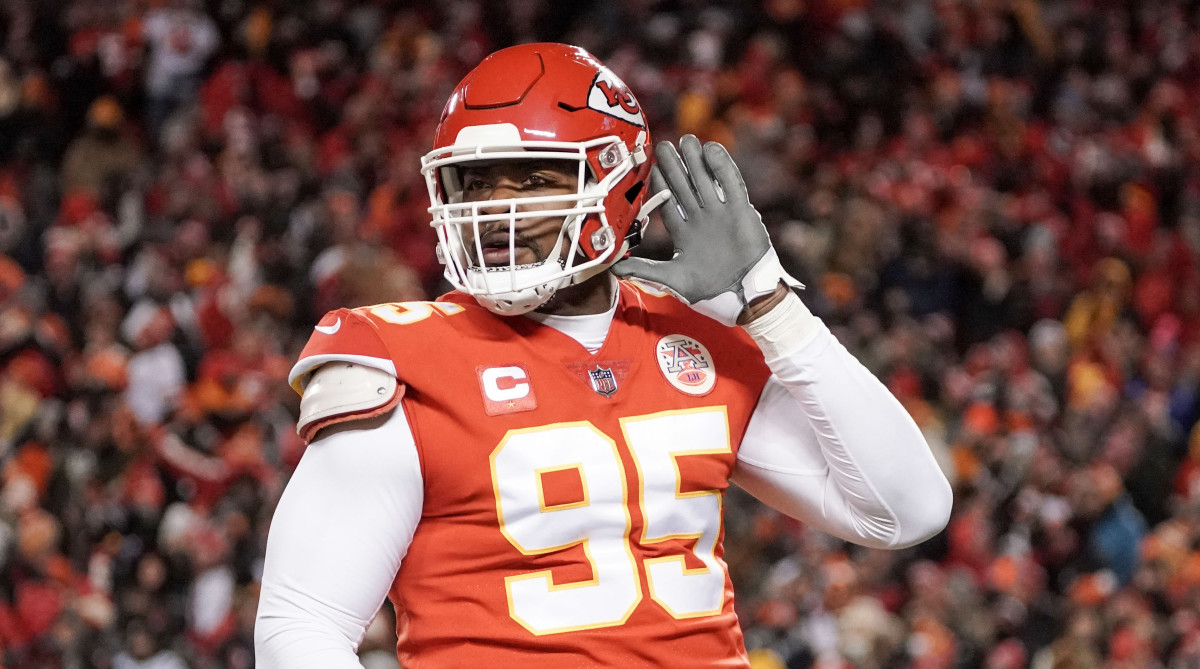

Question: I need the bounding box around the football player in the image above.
[255,43,952,668]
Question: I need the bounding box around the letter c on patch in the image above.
[481,366,530,402]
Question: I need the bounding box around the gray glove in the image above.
[611,135,802,326]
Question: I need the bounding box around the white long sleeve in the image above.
[255,408,424,668]
[733,293,952,549]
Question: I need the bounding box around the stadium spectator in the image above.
[141,0,219,137]
[1,0,1200,666]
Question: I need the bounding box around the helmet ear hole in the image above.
[624,181,644,204]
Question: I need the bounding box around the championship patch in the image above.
[655,335,716,396]
[477,364,537,416]
[587,68,645,127]
[565,360,631,398]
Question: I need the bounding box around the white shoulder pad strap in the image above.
[298,362,400,437]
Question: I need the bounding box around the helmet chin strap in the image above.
[465,261,569,316]
[470,279,567,315]
[470,236,634,316]
[466,216,580,315]
[468,217,621,316]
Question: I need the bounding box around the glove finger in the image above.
[650,166,688,238]
[680,134,722,206]
[610,256,678,287]
[654,141,701,211]
[702,141,750,204]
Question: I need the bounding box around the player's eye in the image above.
[462,176,490,193]
[527,169,574,189]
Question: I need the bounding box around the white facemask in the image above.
[422,125,646,315]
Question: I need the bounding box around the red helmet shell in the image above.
[432,43,652,259]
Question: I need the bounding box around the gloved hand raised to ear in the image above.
[611,134,803,327]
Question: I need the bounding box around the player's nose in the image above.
[478,181,524,216]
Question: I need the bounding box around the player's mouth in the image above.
[478,230,541,267]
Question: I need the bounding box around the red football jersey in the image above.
[292,281,772,668]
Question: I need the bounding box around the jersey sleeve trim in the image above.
[289,354,399,394]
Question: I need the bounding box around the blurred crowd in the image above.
[0,0,1199,667]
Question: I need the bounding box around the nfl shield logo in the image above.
[588,366,618,397]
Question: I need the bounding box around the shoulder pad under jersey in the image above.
[296,361,402,442]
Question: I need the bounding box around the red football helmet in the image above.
[421,43,666,314]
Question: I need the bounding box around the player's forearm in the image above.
[739,292,952,548]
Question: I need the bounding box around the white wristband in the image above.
[691,248,806,327]
[741,291,823,361]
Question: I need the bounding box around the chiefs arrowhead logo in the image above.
[587,69,645,127]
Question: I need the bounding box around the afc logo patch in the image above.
[655,335,716,396]
[478,364,538,416]
[587,68,645,127]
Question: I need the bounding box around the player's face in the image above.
[459,160,580,268]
